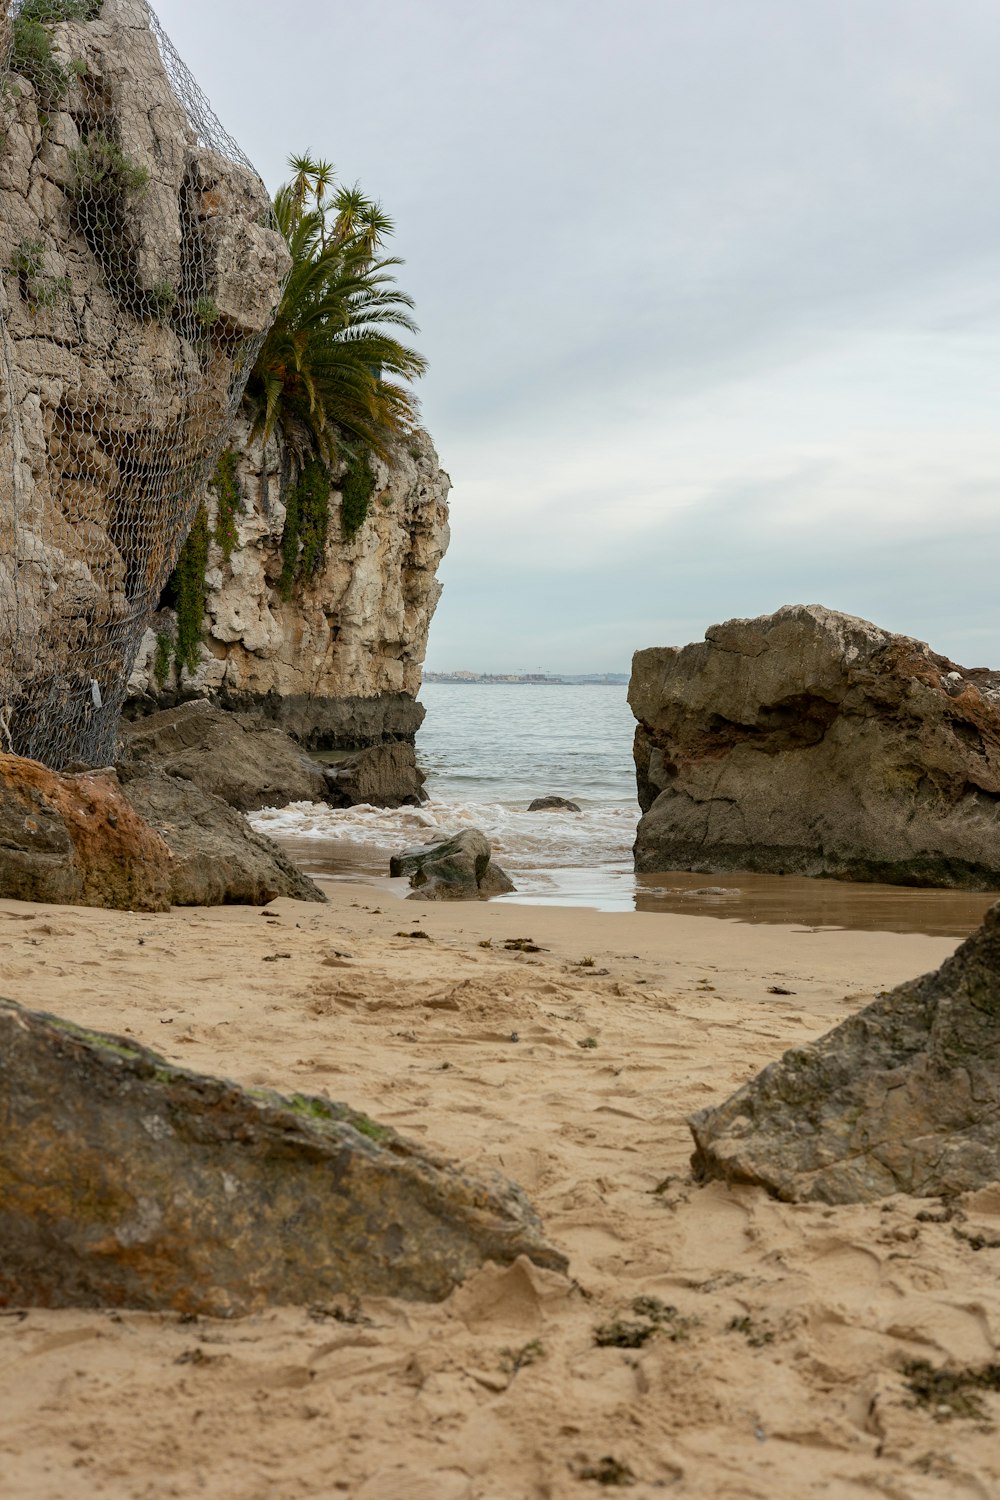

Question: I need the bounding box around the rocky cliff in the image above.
[128,415,451,747]
[0,0,288,768]
[630,604,1000,889]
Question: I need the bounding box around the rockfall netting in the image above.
[0,0,287,768]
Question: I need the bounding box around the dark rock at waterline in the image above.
[390,828,515,900]
[630,603,1000,889]
[527,795,581,813]
[689,900,1000,1203]
[217,689,427,751]
[119,771,324,906]
[323,742,427,808]
[119,700,328,812]
[0,753,172,912]
[0,997,566,1313]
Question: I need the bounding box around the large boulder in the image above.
[630,604,1000,889]
[0,997,567,1313]
[119,771,324,906]
[120,700,329,812]
[0,753,171,911]
[323,741,427,808]
[390,829,516,900]
[527,795,581,812]
[689,901,1000,1203]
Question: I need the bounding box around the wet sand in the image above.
[1,881,998,1499]
[277,831,998,936]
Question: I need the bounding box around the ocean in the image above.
[252,682,995,936]
[253,683,639,905]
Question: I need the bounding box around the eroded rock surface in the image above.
[0,752,170,910]
[119,770,324,905]
[0,997,566,1312]
[689,901,1000,1203]
[630,604,1000,888]
[390,829,516,901]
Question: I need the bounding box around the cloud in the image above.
[155,0,1000,672]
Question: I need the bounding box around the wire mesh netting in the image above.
[0,0,287,769]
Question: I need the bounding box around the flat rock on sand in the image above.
[0,996,566,1314]
[690,899,1000,1202]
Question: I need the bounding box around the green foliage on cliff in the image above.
[245,153,426,470]
[152,631,173,688]
[8,237,71,308]
[11,15,70,108]
[19,0,103,20]
[171,503,209,677]
[11,3,101,114]
[279,459,331,599]
[340,452,375,541]
[210,449,244,561]
[68,132,159,315]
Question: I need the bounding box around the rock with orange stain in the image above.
[0,752,171,910]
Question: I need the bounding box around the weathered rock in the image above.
[0,997,567,1313]
[390,829,516,901]
[689,901,1000,1203]
[119,770,324,906]
[120,700,329,812]
[630,604,1000,889]
[527,795,581,813]
[128,419,451,749]
[0,753,170,911]
[323,742,426,808]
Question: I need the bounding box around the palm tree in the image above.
[245,153,427,470]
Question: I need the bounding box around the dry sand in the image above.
[1,882,999,1500]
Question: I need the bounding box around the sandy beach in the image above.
[1,883,998,1500]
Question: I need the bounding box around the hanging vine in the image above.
[278,459,331,599]
[340,451,375,541]
[171,502,209,676]
[211,448,244,560]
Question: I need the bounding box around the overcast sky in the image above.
[157,0,1000,672]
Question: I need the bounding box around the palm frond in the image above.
[247,153,426,469]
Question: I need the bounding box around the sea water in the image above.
[252,683,639,903]
[251,682,995,935]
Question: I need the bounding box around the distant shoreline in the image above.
[423,673,629,685]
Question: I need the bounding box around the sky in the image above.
[155,0,1000,673]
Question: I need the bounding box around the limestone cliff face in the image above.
[128,416,451,747]
[0,0,287,767]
